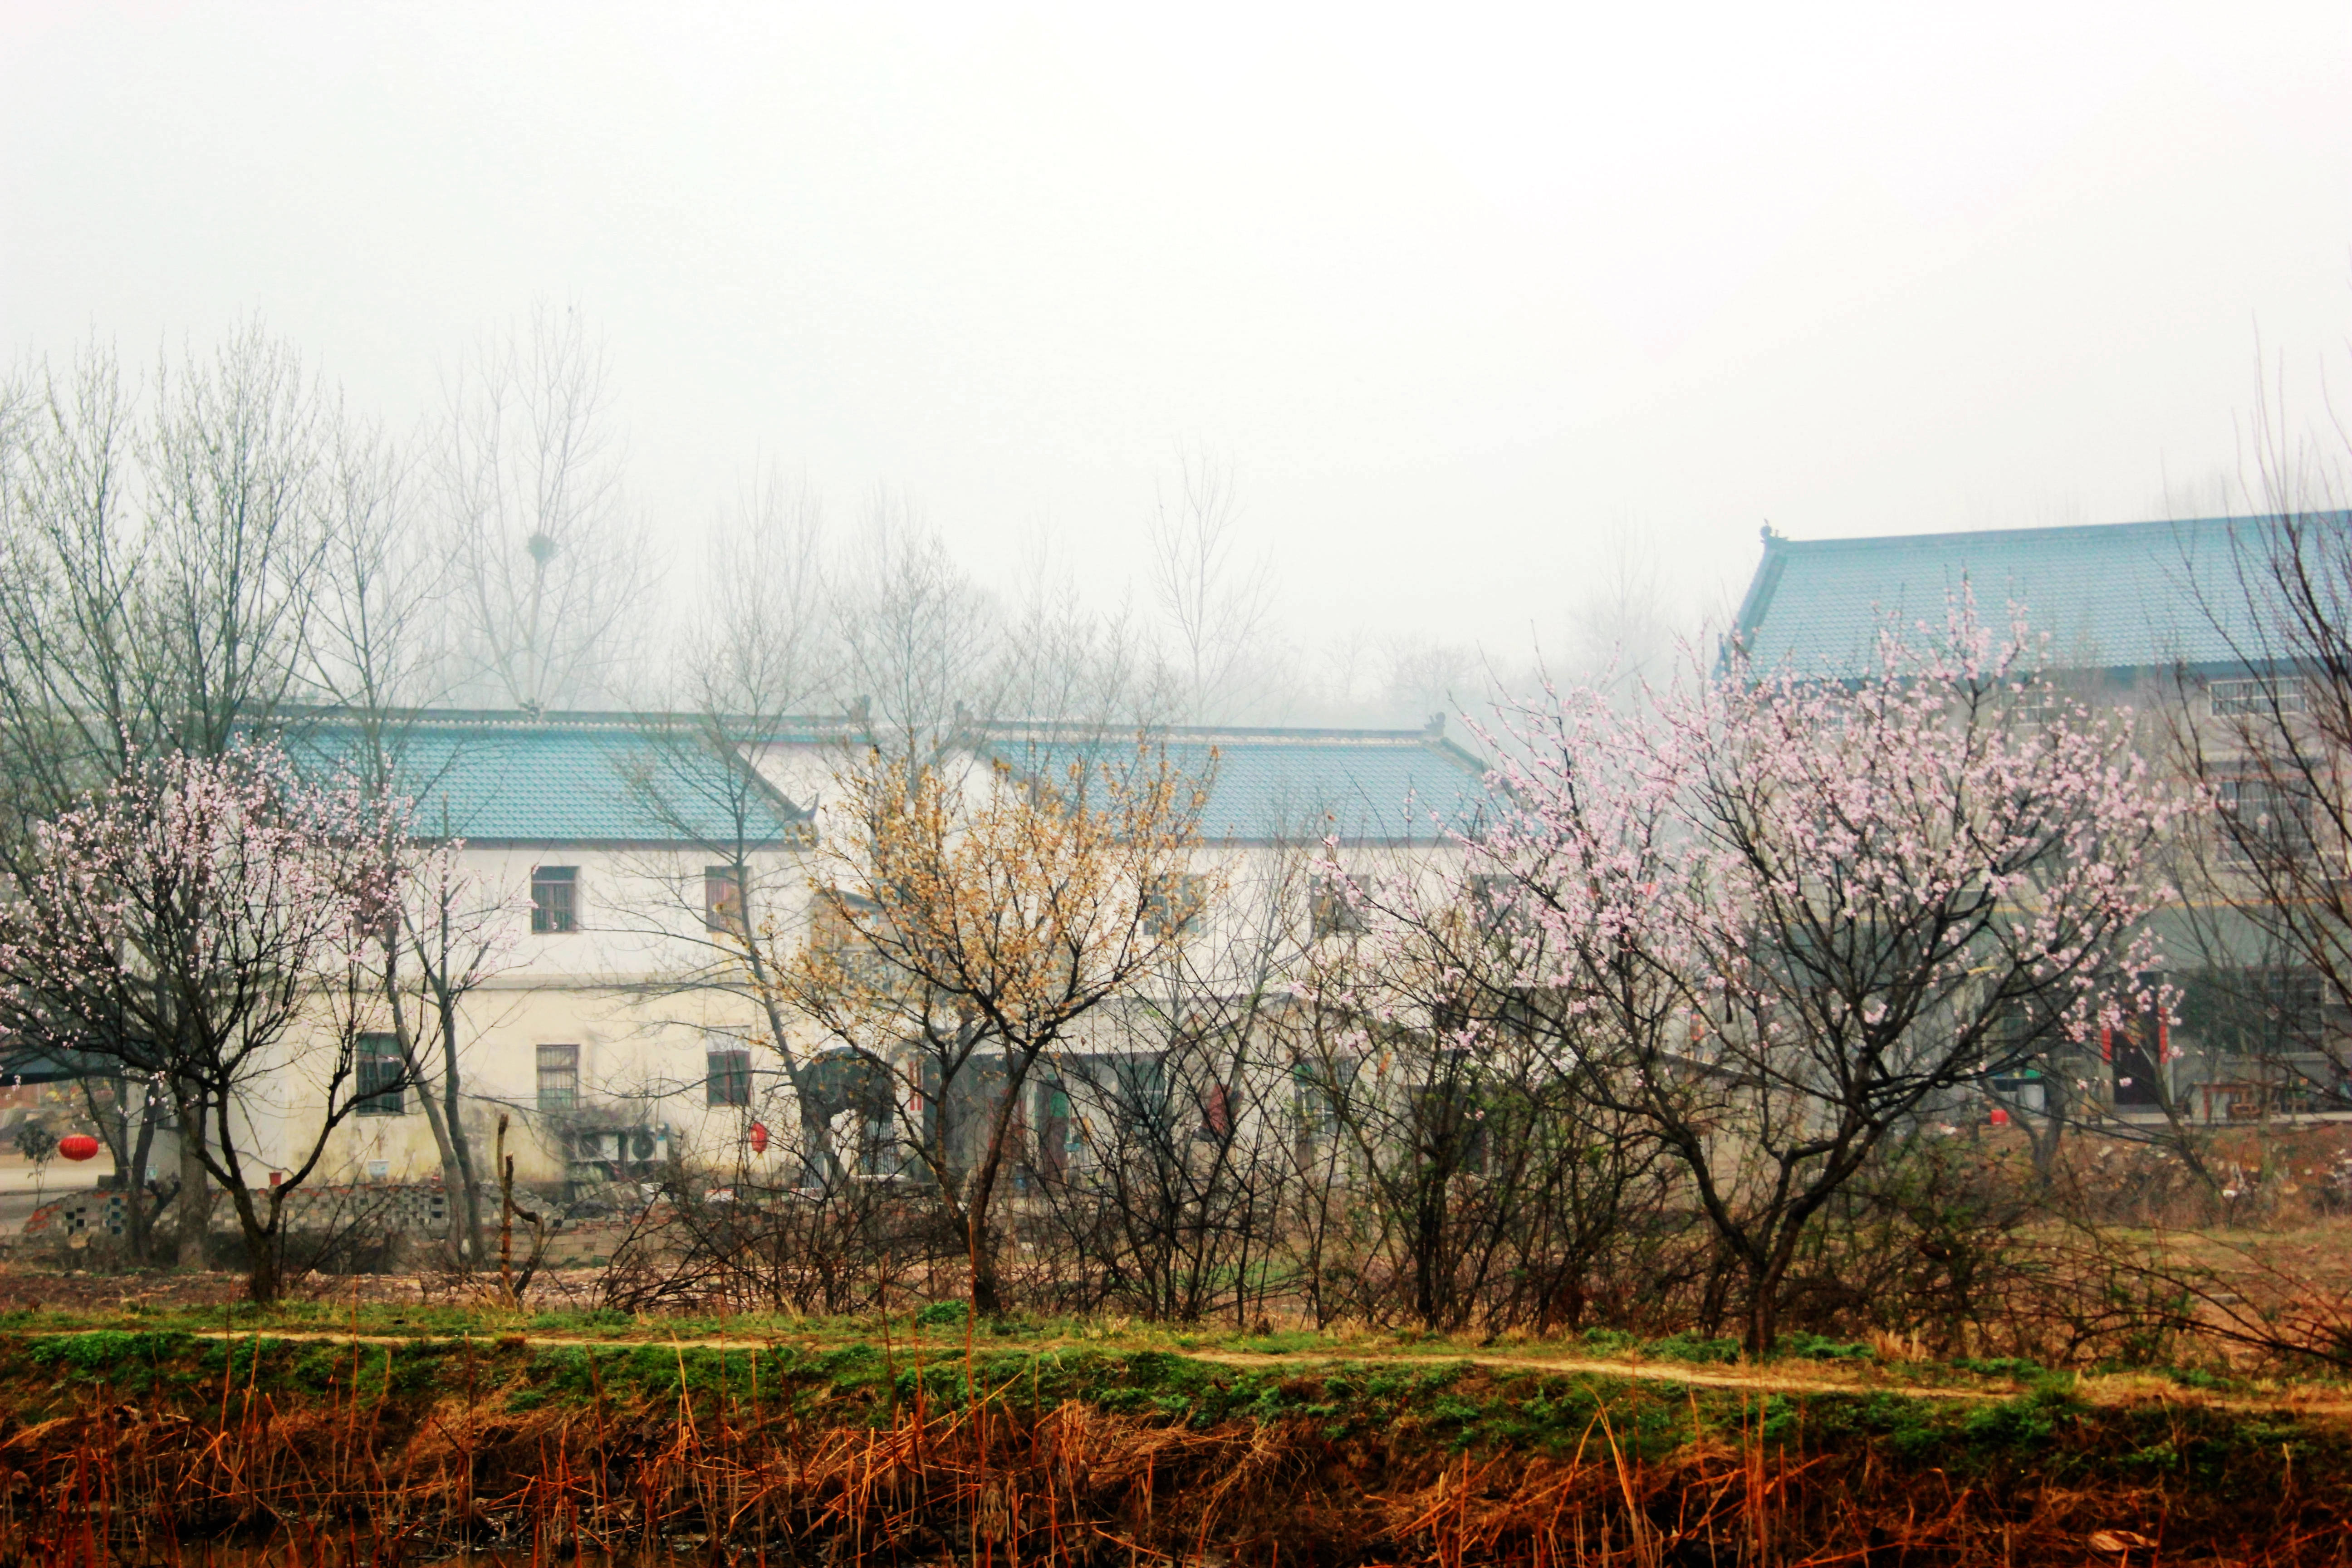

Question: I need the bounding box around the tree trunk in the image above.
[84,1077,158,1264]
[411,1078,466,1256]
[497,1114,517,1308]
[968,1205,1003,1317]
[386,958,475,1267]
[960,1046,1043,1317]
[1744,1284,1776,1358]
[439,984,485,1264]
[960,1118,1007,1317]
[172,1081,214,1268]
[1747,1226,1809,1356]
[235,1199,282,1303]
[490,1113,552,1310]
[244,1227,282,1303]
[125,1093,158,1263]
[1414,1181,1447,1329]
[1697,1243,1736,1339]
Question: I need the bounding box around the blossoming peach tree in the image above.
[1332,607,2184,1351]
[0,741,416,1301]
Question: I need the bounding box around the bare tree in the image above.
[377,842,524,1267]
[1147,448,1278,724]
[787,744,1211,1313]
[436,308,652,713]
[1031,837,1308,1324]
[1000,534,1171,738]
[292,408,531,1266]
[617,472,844,1181]
[2164,424,2352,1112]
[0,331,329,802]
[836,490,1004,764]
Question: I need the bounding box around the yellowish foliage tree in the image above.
[790,743,1213,1313]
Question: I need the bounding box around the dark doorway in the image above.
[2112,1020,2162,1107]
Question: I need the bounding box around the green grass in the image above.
[0,1316,2338,1498]
[1,1297,2341,1432]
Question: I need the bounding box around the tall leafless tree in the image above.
[835,490,1005,766]
[436,308,652,713]
[618,472,846,1181]
[1147,448,1277,724]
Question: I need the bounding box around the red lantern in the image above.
[1989,1106,2010,1127]
[748,1121,770,1155]
[56,1135,99,1162]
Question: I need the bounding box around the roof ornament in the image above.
[1760,520,1782,544]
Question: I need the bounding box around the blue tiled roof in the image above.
[288,717,809,847]
[988,730,1492,844]
[281,713,1485,849]
[1730,514,2339,678]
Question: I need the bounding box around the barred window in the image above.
[531,866,579,934]
[2009,689,2067,728]
[706,1048,753,1107]
[536,1044,580,1114]
[2212,677,2306,717]
[2216,775,2316,868]
[355,1033,406,1117]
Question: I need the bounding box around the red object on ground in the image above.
[56,1134,99,1162]
[1989,1106,2010,1127]
[748,1121,770,1155]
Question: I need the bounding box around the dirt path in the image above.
[139,1328,2000,1403]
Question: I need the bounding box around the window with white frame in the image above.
[2216,774,2316,868]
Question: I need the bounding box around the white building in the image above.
[257,709,1487,1196]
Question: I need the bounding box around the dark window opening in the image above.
[1309,876,1365,938]
[1143,875,1206,937]
[355,1033,406,1116]
[532,866,580,933]
[706,1047,753,1107]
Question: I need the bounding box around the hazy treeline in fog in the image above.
[0,310,1691,760]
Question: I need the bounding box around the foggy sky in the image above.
[4,2,2348,665]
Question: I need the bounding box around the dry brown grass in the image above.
[0,1363,2341,1567]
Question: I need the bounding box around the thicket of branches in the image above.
[8,315,2352,1371]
